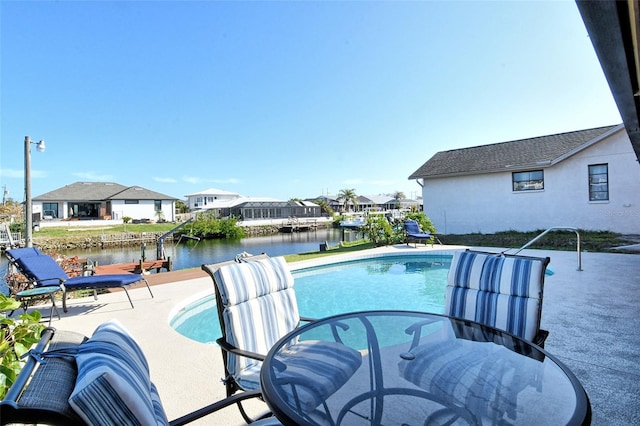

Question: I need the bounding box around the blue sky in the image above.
[0,0,621,202]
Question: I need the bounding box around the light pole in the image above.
[24,136,46,247]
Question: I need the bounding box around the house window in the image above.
[43,203,58,219]
[512,170,544,191]
[125,200,139,204]
[589,164,609,201]
[154,200,162,211]
[68,203,100,218]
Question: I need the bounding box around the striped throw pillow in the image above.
[69,319,169,426]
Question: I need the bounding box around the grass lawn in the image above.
[284,229,639,262]
[32,224,639,256]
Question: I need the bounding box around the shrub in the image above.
[0,294,46,399]
[178,214,245,239]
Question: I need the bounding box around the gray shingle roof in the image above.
[34,182,176,201]
[408,125,621,179]
[110,186,177,201]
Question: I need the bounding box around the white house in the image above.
[33,182,177,223]
[184,188,243,211]
[409,124,640,234]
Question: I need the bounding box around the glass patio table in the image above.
[260,310,591,426]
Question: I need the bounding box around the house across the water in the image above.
[185,189,322,221]
[33,182,177,223]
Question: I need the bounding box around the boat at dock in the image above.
[339,215,367,228]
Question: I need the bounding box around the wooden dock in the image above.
[94,258,172,275]
[280,218,318,233]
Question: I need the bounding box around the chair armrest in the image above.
[2,328,55,406]
[404,318,439,349]
[215,337,265,361]
[299,316,315,323]
[532,329,549,347]
[299,317,350,344]
[33,277,65,286]
[169,390,264,426]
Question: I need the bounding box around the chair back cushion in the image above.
[404,220,421,234]
[14,254,69,286]
[445,250,549,341]
[6,247,44,262]
[213,257,300,383]
[69,319,169,425]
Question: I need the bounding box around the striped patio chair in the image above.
[399,250,551,423]
[202,256,362,423]
[445,250,551,346]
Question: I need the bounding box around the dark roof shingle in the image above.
[34,182,176,201]
[409,125,620,179]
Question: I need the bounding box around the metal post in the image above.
[23,136,45,247]
[24,136,33,247]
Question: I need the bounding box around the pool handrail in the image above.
[505,226,582,271]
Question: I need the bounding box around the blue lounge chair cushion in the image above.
[64,274,144,289]
[5,247,45,261]
[12,254,66,286]
[69,319,169,426]
[13,254,143,289]
[404,220,431,238]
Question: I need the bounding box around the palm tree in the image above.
[314,199,334,216]
[337,188,358,213]
[393,191,406,209]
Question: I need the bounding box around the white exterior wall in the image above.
[187,193,239,210]
[422,131,640,234]
[109,200,170,221]
[159,200,175,222]
[33,200,175,221]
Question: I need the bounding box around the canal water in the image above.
[1,228,355,292]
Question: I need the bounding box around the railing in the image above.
[508,226,582,271]
[0,226,21,248]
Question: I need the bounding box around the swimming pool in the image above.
[170,254,452,344]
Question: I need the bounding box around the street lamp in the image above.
[24,136,46,247]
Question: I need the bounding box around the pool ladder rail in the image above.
[505,226,582,271]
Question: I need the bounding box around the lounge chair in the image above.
[404,219,440,247]
[5,247,63,324]
[202,256,362,423]
[6,248,153,313]
[398,250,552,423]
[0,319,280,425]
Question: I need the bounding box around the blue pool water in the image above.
[170,254,452,344]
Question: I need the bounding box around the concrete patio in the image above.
[26,245,640,425]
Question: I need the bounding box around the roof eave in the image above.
[576,0,640,162]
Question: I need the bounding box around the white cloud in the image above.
[183,176,202,184]
[0,168,47,178]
